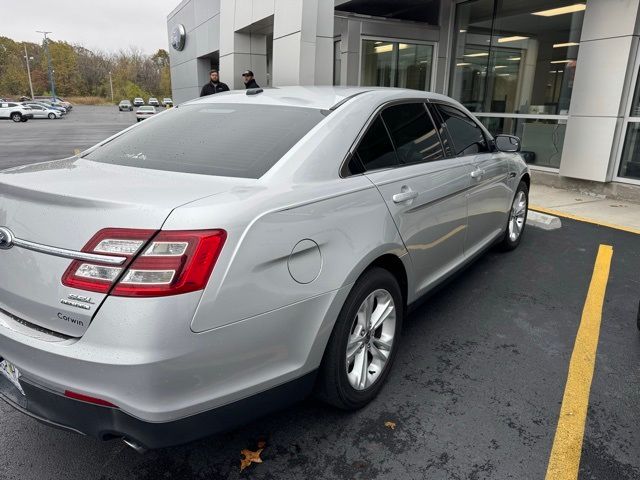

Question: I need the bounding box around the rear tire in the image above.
[11,113,21,122]
[498,180,529,251]
[316,267,403,410]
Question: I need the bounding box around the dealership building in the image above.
[167,0,640,191]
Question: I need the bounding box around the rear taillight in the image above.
[61,228,226,297]
[112,230,226,297]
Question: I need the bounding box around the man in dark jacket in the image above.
[242,70,260,89]
[200,69,230,97]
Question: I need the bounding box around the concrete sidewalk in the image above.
[530,184,640,232]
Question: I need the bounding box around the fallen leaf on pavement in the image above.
[240,448,263,472]
[384,421,396,430]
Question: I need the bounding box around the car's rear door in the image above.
[430,102,512,257]
[355,102,471,297]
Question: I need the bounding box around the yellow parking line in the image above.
[530,205,640,236]
[545,244,613,480]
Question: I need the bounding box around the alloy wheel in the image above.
[508,190,527,242]
[345,289,396,390]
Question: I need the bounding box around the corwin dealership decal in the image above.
[57,312,84,327]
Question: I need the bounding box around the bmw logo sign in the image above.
[171,24,186,51]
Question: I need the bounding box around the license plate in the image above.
[0,359,24,396]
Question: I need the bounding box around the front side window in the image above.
[435,104,489,156]
[381,103,445,164]
[85,104,325,178]
[355,116,398,171]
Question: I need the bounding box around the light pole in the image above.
[36,31,56,99]
[23,45,35,100]
[108,71,114,102]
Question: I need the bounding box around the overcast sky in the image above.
[2,0,179,54]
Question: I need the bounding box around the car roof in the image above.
[183,86,458,111]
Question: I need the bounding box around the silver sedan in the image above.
[20,102,62,119]
[0,87,528,450]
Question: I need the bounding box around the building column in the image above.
[272,0,334,86]
[338,17,361,86]
[219,0,268,89]
[559,0,640,182]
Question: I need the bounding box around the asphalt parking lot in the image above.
[1,108,639,479]
[0,105,159,170]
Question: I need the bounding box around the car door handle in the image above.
[470,168,486,179]
[392,190,419,203]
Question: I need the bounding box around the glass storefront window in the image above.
[618,63,640,180]
[618,124,640,180]
[479,117,567,168]
[450,0,586,115]
[361,40,433,91]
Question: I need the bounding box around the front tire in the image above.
[11,113,21,122]
[498,180,529,251]
[316,267,403,410]
[48,113,55,119]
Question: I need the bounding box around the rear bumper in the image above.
[0,288,346,423]
[0,371,316,449]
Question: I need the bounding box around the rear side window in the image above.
[355,116,398,171]
[85,103,325,178]
[434,103,489,156]
[381,103,445,164]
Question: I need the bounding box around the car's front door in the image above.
[430,103,512,257]
[355,102,471,297]
[30,106,45,118]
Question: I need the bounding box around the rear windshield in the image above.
[85,103,325,178]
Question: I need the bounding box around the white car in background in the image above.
[162,98,173,107]
[148,98,160,107]
[135,105,156,122]
[0,102,34,122]
[20,103,62,119]
[133,98,144,107]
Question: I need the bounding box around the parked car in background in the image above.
[0,101,34,122]
[33,96,72,111]
[148,98,160,107]
[20,102,62,119]
[135,105,156,121]
[119,100,133,112]
[133,97,144,107]
[37,101,67,115]
[0,87,529,450]
[162,98,173,107]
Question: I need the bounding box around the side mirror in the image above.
[495,134,521,153]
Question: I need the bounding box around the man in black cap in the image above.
[242,70,260,89]
[200,69,230,97]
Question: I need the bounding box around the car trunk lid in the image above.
[0,158,234,337]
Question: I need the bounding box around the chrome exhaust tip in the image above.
[122,437,147,454]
